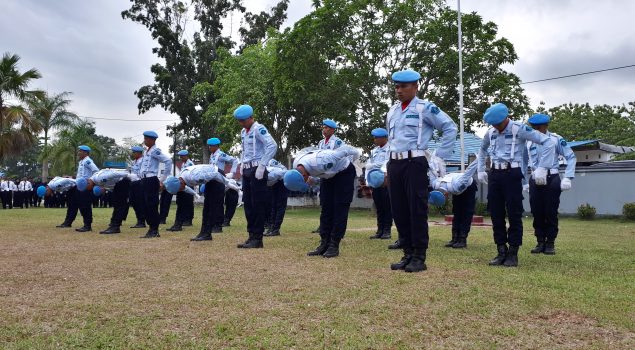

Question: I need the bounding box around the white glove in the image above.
[477,171,488,184]
[533,167,547,185]
[430,155,447,177]
[255,164,265,180]
[560,177,572,191]
[523,184,529,193]
[225,172,234,179]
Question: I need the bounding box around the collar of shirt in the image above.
[401,99,412,111]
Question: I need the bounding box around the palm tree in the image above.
[28,91,80,179]
[0,52,43,161]
[47,121,103,175]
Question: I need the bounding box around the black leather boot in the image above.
[405,249,427,272]
[75,226,92,232]
[369,227,383,239]
[166,222,183,232]
[264,228,280,237]
[388,239,403,250]
[452,235,467,249]
[222,220,230,227]
[211,226,223,233]
[503,245,519,267]
[379,227,391,240]
[182,220,193,226]
[322,239,340,258]
[190,231,212,241]
[390,248,413,270]
[240,239,263,249]
[489,244,508,266]
[100,226,120,234]
[140,228,160,238]
[543,241,556,255]
[130,220,146,228]
[445,230,458,247]
[307,240,329,256]
[56,222,72,228]
[531,237,546,254]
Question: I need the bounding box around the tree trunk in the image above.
[41,130,49,180]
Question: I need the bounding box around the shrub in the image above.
[577,203,596,220]
[475,202,489,216]
[623,203,635,221]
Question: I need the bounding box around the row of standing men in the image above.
[37,68,577,272]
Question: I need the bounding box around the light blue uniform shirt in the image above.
[385,96,457,159]
[210,149,238,173]
[266,159,288,186]
[527,131,577,178]
[180,164,226,187]
[293,148,360,179]
[130,158,143,178]
[366,144,389,172]
[140,145,173,182]
[48,177,76,193]
[478,121,556,178]
[241,121,277,165]
[90,169,132,190]
[318,135,344,150]
[430,159,478,195]
[76,156,99,179]
[181,159,194,173]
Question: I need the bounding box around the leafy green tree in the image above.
[546,102,635,146]
[46,121,104,176]
[122,0,245,163]
[238,0,289,51]
[27,91,79,179]
[0,52,43,161]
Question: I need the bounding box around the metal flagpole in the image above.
[457,0,465,171]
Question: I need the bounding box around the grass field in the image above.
[0,205,633,349]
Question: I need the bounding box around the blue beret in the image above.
[207,137,221,146]
[199,183,205,194]
[131,146,144,152]
[322,119,338,129]
[391,69,421,83]
[76,177,89,191]
[367,169,385,188]
[371,128,388,138]
[528,113,550,125]
[78,145,91,152]
[93,186,103,197]
[428,190,446,206]
[177,150,189,156]
[164,176,181,194]
[233,105,253,120]
[143,131,159,139]
[36,185,47,198]
[283,170,309,192]
[483,103,509,125]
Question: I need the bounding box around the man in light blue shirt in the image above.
[365,128,392,241]
[164,164,226,241]
[208,137,239,229]
[386,69,457,273]
[139,131,173,238]
[166,150,195,232]
[39,176,78,228]
[526,113,577,255]
[72,145,100,232]
[234,104,278,249]
[318,119,345,150]
[77,169,134,234]
[477,103,556,267]
[285,146,361,257]
[129,146,146,229]
[264,159,288,237]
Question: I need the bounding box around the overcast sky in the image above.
[2,0,634,150]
